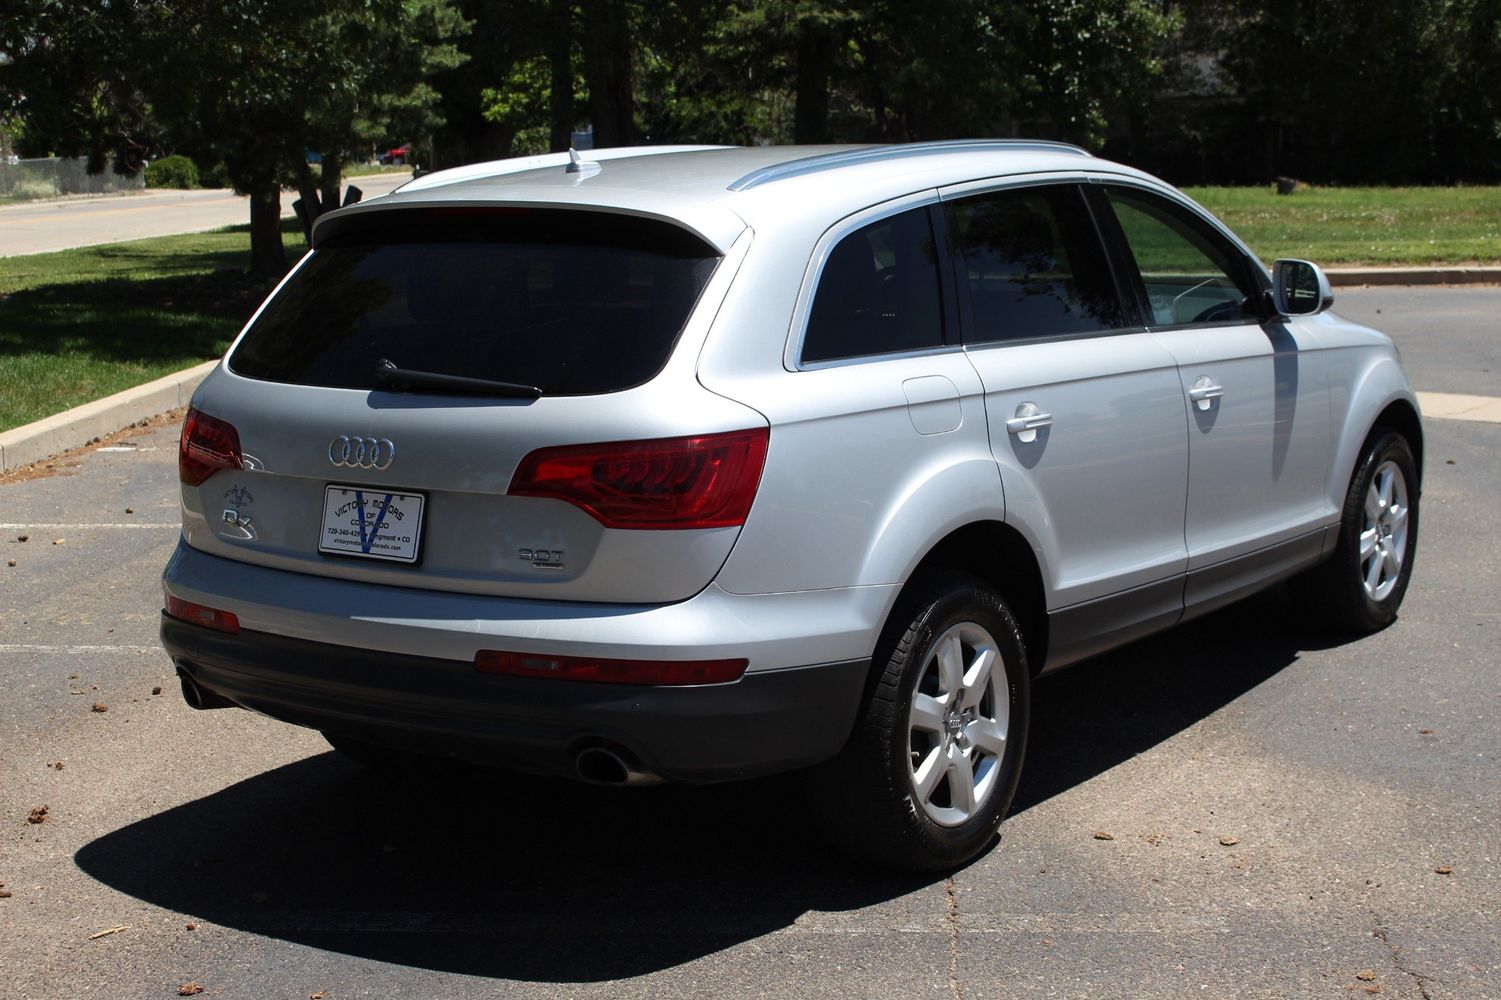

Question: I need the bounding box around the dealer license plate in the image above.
[318,486,425,564]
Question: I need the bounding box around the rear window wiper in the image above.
[375,359,542,399]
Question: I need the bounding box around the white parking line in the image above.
[0,644,160,653]
[0,523,178,529]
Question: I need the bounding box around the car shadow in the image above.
[75,587,1353,982]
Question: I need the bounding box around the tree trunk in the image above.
[582,0,634,147]
[793,18,834,144]
[320,153,343,212]
[549,0,575,151]
[248,185,287,280]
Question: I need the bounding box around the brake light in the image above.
[474,650,747,686]
[508,428,768,530]
[164,594,241,634]
[179,407,243,486]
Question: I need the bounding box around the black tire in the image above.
[1294,429,1419,633]
[807,570,1030,871]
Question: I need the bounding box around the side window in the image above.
[945,184,1126,344]
[802,205,944,364]
[1104,186,1260,327]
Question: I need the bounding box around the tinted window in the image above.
[946,185,1126,343]
[802,206,944,364]
[229,209,719,396]
[1104,187,1259,327]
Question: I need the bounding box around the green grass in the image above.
[344,163,417,178]
[0,222,303,432]
[1183,186,1501,266]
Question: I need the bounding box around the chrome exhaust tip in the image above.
[575,746,663,787]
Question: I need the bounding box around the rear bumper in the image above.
[162,624,869,784]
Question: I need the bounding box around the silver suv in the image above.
[162,141,1422,870]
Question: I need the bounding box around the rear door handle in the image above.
[1188,377,1224,411]
[1005,403,1052,443]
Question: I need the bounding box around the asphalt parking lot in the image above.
[1,286,1497,999]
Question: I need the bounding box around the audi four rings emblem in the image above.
[328,435,396,470]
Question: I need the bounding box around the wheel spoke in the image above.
[936,634,965,697]
[912,745,946,803]
[966,717,1007,757]
[1365,483,1383,523]
[946,744,976,815]
[1359,528,1379,560]
[1388,504,1407,534]
[910,693,946,735]
[960,647,995,709]
[1377,468,1393,509]
[1365,549,1385,591]
[1384,547,1402,577]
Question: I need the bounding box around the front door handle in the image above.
[1005,402,1053,443]
[1188,376,1224,411]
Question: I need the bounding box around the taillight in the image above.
[164,594,241,634]
[507,428,768,530]
[474,650,747,686]
[179,407,243,486]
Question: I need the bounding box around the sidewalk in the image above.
[1326,265,1501,286]
[0,172,410,257]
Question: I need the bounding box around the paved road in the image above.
[0,173,412,257]
[1,289,1498,999]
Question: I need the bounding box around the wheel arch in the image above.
[1327,351,1424,512]
[1372,398,1424,481]
[894,521,1050,675]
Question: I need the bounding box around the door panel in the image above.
[966,335,1190,607]
[1150,321,1332,567]
[940,180,1189,609]
[1098,183,1333,572]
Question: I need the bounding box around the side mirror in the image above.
[1271,258,1333,317]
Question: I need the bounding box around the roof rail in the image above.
[396,144,732,194]
[726,139,1091,192]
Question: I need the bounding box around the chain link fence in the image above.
[0,157,145,202]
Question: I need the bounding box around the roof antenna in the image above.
[566,148,601,177]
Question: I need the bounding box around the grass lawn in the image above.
[1184,185,1501,266]
[0,222,303,432]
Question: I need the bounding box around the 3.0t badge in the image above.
[329,435,395,470]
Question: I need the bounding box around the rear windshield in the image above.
[229,209,720,396]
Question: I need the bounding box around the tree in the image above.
[4,0,466,277]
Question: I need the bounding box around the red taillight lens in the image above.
[474,650,747,686]
[164,594,241,634]
[507,428,769,530]
[179,407,243,486]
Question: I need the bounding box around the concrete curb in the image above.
[0,359,217,472]
[1326,266,1501,286]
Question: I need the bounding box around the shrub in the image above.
[200,161,231,189]
[145,155,199,189]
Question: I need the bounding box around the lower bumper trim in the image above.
[161,614,868,783]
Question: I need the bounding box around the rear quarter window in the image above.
[229,209,720,396]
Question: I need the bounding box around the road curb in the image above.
[1326,266,1501,286]
[0,360,217,472]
